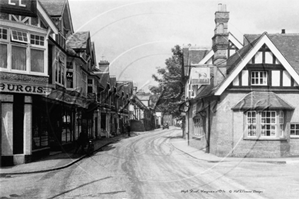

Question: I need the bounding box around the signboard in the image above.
[0,82,51,95]
[66,72,73,79]
[190,67,210,85]
[0,0,37,17]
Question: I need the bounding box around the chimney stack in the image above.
[212,3,229,67]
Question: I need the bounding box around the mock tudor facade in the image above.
[183,4,299,158]
[0,0,134,166]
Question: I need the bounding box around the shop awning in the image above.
[44,89,89,109]
[232,92,294,111]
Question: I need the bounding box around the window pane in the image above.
[261,111,276,137]
[31,49,44,72]
[247,111,256,136]
[290,124,299,136]
[0,28,8,39]
[0,44,7,68]
[12,46,26,70]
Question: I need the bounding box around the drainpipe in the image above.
[0,100,2,166]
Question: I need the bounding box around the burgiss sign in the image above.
[0,0,37,17]
[0,82,51,95]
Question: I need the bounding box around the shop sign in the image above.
[0,82,51,95]
[190,67,210,85]
[0,0,37,17]
[66,72,73,79]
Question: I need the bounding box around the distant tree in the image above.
[151,45,184,118]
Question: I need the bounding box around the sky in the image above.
[68,0,299,91]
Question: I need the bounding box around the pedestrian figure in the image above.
[126,123,131,137]
[74,132,88,154]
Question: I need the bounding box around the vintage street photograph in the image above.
[0,0,299,198]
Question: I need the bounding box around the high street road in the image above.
[0,128,298,199]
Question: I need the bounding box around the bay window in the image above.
[31,49,44,72]
[0,44,7,68]
[12,45,26,70]
[245,110,285,139]
[0,26,46,75]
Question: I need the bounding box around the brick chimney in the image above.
[212,3,229,86]
[212,3,229,67]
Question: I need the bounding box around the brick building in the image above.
[183,4,299,158]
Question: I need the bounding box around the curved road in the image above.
[1,128,295,199]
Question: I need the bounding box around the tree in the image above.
[151,45,184,118]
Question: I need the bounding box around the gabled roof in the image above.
[189,48,210,65]
[39,0,67,16]
[215,32,299,96]
[67,31,90,49]
[244,33,299,74]
[232,92,294,110]
[226,34,262,74]
[35,0,58,34]
[136,93,151,101]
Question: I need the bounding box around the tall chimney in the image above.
[212,3,229,67]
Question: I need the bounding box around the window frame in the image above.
[290,123,299,138]
[251,71,268,86]
[244,110,286,140]
[0,26,47,76]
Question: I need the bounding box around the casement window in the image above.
[30,34,44,46]
[251,71,268,86]
[0,28,8,39]
[0,27,46,75]
[290,123,299,137]
[11,30,28,43]
[245,110,285,139]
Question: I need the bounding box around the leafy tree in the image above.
[151,45,184,118]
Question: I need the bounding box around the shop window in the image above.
[32,97,49,150]
[31,49,44,72]
[0,44,7,68]
[245,110,285,139]
[251,71,268,86]
[290,123,299,137]
[62,113,73,144]
[12,46,26,70]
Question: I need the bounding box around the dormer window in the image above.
[251,71,268,86]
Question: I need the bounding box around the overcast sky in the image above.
[68,0,299,91]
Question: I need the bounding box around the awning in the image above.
[232,92,294,111]
[44,89,88,109]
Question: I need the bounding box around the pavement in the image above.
[169,136,299,164]
[0,129,298,176]
[0,133,129,176]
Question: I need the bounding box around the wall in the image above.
[211,92,300,158]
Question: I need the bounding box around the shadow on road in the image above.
[47,176,113,199]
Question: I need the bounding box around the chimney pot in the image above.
[218,3,222,11]
[281,29,285,34]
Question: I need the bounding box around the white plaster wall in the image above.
[1,103,13,156]
[24,103,32,155]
